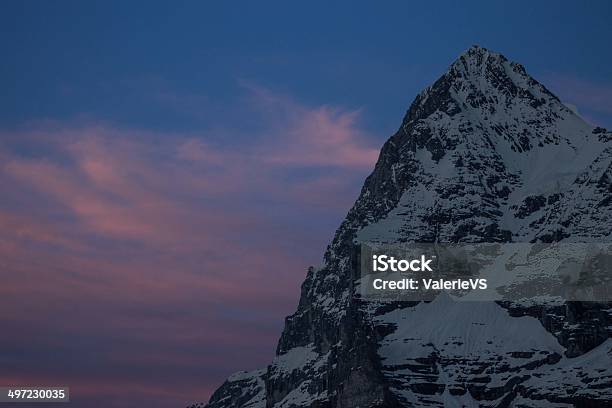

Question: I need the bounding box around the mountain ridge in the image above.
[190,45,612,408]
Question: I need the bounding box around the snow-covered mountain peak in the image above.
[352,46,612,244]
[451,44,511,76]
[406,45,574,134]
[192,47,612,408]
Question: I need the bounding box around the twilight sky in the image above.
[1,1,612,407]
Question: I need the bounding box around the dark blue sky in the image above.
[1,2,611,407]
[3,0,612,135]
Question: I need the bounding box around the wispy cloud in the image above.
[0,85,379,407]
[240,81,379,168]
[544,73,612,124]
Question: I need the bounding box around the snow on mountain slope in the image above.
[189,46,612,408]
[376,294,566,406]
[356,46,611,245]
[191,369,266,408]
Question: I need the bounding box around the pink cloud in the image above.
[545,73,612,116]
[241,82,380,168]
[0,86,380,406]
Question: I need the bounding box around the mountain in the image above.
[189,46,612,408]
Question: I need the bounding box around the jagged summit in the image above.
[360,45,610,246]
[191,48,612,408]
[452,44,509,73]
[453,44,511,71]
[403,45,567,134]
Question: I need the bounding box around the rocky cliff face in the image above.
[190,46,612,408]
